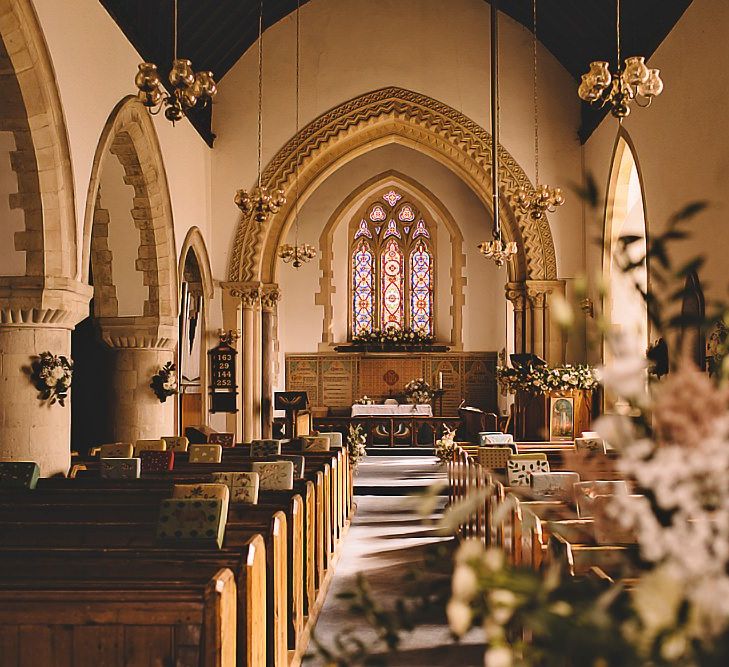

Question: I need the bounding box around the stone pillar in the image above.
[236,285,261,443]
[98,317,177,445]
[505,283,527,355]
[261,286,281,438]
[525,280,566,365]
[0,280,92,476]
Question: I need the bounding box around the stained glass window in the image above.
[410,241,432,334]
[352,240,374,335]
[349,189,435,339]
[381,239,404,330]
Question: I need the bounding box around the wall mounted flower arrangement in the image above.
[31,351,73,406]
[150,362,178,403]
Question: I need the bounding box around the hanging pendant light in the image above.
[134,0,218,124]
[478,0,517,268]
[234,0,286,223]
[278,0,317,268]
[578,0,664,118]
[513,0,565,221]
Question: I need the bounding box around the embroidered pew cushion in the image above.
[252,461,295,490]
[301,436,330,452]
[0,461,40,489]
[250,439,282,457]
[507,454,549,487]
[275,455,305,479]
[189,444,223,463]
[163,436,189,452]
[173,483,230,518]
[574,437,606,454]
[211,472,260,504]
[157,498,227,548]
[208,432,235,448]
[134,439,167,456]
[479,432,514,445]
[317,432,343,449]
[531,472,580,500]
[140,450,175,474]
[574,480,628,518]
[101,457,141,480]
[477,447,512,469]
[99,443,133,459]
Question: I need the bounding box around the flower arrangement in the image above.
[496,363,598,395]
[352,326,434,347]
[707,319,728,376]
[31,351,73,406]
[434,426,457,465]
[346,423,367,469]
[355,395,375,405]
[150,361,177,403]
[403,377,433,405]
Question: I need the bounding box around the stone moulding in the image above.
[228,86,558,285]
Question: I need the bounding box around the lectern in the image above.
[275,391,310,438]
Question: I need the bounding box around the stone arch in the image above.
[179,226,214,303]
[314,170,467,350]
[229,87,557,286]
[82,96,178,328]
[0,0,76,279]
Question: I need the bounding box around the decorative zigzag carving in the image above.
[228,87,557,283]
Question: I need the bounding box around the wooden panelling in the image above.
[286,352,498,415]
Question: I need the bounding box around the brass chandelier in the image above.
[478,0,517,268]
[578,0,664,118]
[514,0,565,222]
[234,0,286,223]
[134,0,217,124]
[277,0,317,269]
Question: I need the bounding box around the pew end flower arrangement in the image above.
[347,423,368,470]
[31,351,73,406]
[150,361,178,403]
[434,426,457,465]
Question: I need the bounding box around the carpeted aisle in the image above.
[306,455,485,666]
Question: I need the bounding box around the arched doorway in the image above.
[604,132,649,366]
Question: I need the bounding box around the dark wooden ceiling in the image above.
[99,0,693,147]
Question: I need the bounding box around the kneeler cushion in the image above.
[101,457,141,480]
[211,471,260,504]
[250,439,282,457]
[140,450,175,474]
[208,432,235,448]
[163,435,189,452]
[252,461,295,490]
[507,454,549,487]
[134,439,167,456]
[173,483,230,519]
[157,498,227,549]
[275,455,305,479]
[189,444,223,463]
[0,461,40,489]
[301,436,331,452]
[317,432,343,449]
[99,443,133,459]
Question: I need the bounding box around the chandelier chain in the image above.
[173,0,178,61]
[532,0,539,187]
[294,0,300,247]
[616,0,621,70]
[257,0,264,187]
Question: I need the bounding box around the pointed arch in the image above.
[82,96,178,322]
[178,226,214,302]
[228,87,557,286]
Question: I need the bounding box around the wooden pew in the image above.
[0,567,238,667]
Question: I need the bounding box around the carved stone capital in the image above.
[261,285,281,312]
[0,277,93,328]
[504,282,526,312]
[525,279,566,309]
[97,316,177,350]
[224,281,262,309]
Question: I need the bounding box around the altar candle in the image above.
[438,372,443,389]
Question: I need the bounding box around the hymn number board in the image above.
[208,340,237,413]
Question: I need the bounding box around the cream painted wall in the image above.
[583,0,729,342]
[211,0,583,289]
[0,131,24,276]
[275,143,509,390]
[99,150,146,317]
[28,0,213,281]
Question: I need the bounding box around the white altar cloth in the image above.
[351,404,433,417]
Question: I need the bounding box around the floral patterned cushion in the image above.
[211,472,260,504]
[574,480,628,518]
[188,444,223,464]
[172,483,230,518]
[317,432,343,449]
[252,461,295,490]
[100,457,141,480]
[133,439,167,456]
[530,472,580,500]
[156,498,227,548]
[478,447,512,469]
[163,436,189,452]
[250,439,282,457]
[507,454,549,486]
[140,450,175,474]
[275,455,305,479]
[99,443,133,459]
[301,436,331,452]
[0,461,40,489]
[574,437,606,454]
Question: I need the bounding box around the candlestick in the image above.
[438,372,443,390]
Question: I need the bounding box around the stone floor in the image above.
[306,455,485,666]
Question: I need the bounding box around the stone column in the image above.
[98,317,177,444]
[505,282,527,355]
[261,286,281,438]
[0,279,92,476]
[525,280,566,365]
[236,285,261,443]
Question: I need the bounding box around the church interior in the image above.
[0,0,727,665]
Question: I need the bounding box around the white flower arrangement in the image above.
[31,351,73,406]
[346,423,367,469]
[150,361,178,403]
[403,377,434,405]
[496,363,598,395]
[434,426,457,465]
[352,326,434,347]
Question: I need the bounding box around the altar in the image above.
[351,404,432,417]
